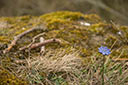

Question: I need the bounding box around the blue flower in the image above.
[98,46,111,55]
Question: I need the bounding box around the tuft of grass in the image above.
[7,48,128,85]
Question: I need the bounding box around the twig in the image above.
[15,59,26,64]
[3,27,43,53]
[26,33,45,53]
[40,37,45,53]
[27,33,45,49]
[19,39,61,51]
[112,58,128,61]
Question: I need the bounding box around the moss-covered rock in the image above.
[0,11,128,57]
[0,11,128,84]
[0,11,127,57]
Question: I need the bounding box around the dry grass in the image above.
[10,48,84,84]
[7,47,128,85]
[27,49,82,73]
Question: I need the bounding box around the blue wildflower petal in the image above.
[98,46,111,55]
[99,49,102,53]
[102,52,106,55]
[107,51,111,55]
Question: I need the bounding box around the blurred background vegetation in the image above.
[0,0,128,25]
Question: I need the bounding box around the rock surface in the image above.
[0,11,128,84]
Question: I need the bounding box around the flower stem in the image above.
[102,56,105,85]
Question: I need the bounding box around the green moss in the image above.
[40,11,84,30]
[1,11,127,59]
[41,11,84,21]
[0,11,128,84]
[41,11,128,59]
[105,34,118,47]
[0,57,12,68]
[84,14,101,23]
[40,11,102,30]
[89,22,108,33]
[120,26,128,39]
[111,45,128,58]
[0,66,28,85]
[0,36,10,44]
[0,11,127,58]
[120,26,128,32]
